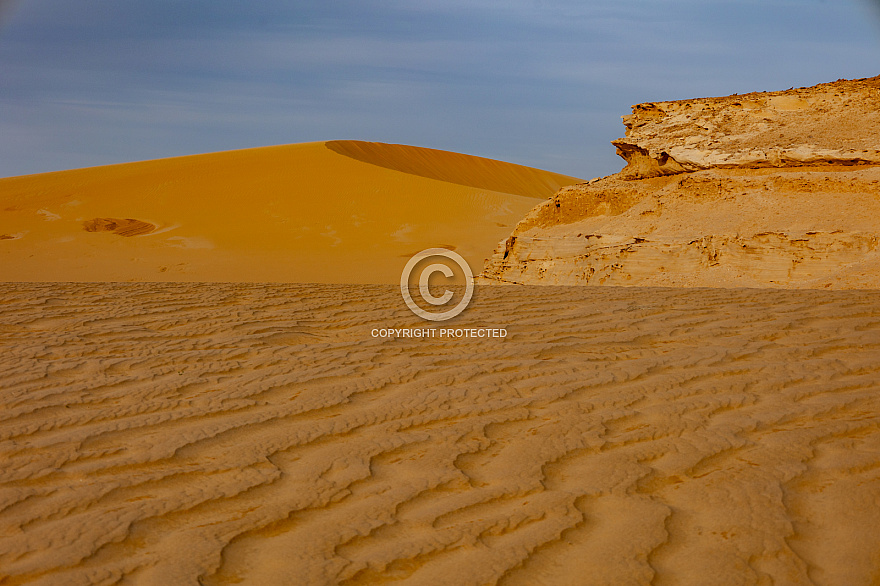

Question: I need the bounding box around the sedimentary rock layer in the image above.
[481,76,880,287]
[613,76,880,179]
[481,166,880,287]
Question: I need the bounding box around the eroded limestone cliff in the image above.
[481,76,880,288]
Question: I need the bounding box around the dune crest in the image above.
[326,140,581,199]
[481,76,880,288]
[0,141,581,283]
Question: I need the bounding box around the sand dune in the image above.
[324,141,577,198]
[2,283,879,585]
[0,141,581,283]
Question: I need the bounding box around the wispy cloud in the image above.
[0,0,877,179]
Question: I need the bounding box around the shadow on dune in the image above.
[326,140,583,199]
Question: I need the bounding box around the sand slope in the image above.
[2,283,880,585]
[0,141,581,283]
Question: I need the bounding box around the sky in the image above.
[0,0,878,180]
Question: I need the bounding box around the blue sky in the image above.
[0,0,878,179]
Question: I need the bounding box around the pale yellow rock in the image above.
[481,76,880,288]
[613,76,880,179]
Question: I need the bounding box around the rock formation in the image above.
[480,76,880,288]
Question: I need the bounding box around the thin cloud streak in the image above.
[0,0,877,179]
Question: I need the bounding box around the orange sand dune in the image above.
[0,141,582,283]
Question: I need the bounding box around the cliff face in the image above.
[613,76,880,179]
[480,76,880,288]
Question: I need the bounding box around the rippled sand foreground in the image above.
[2,283,880,585]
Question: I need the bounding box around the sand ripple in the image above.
[1,284,879,585]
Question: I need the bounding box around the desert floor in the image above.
[2,283,880,585]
